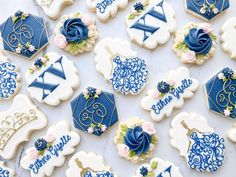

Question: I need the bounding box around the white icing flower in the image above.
[23,11,29,17]
[183,50,197,63]
[101,125,107,132]
[29,45,35,52]
[87,127,94,134]
[200,7,206,14]
[117,144,130,157]
[218,73,225,80]
[81,14,92,26]
[142,122,156,135]
[213,8,219,14]
[96,89,102,95]
[199,23,213,34]
[224,109,231,116]
[15,47,22,54]
[54,34,67,49]
[168,79,175,86]
[27,147,39,159]
[44,134,55,143]
[83,89,89,96]
[148,90,160,99]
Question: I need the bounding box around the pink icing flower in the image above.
[29,45,35,52]
[88,127,94,134]
[118,144,130,157]
[168,79,175,86]
[148,90,160,99]
[15,47,21,54]
[199,23,213,34]
[81,14,92,26]
[142,122,156,135]
[101,125,107,132]
[23,11,29,17]
[54,34,67,49]
[183,50,197,63]
[27,147,39,159]
[44,134,55,143]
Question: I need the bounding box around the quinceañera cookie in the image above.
[35,0,74,19]
[169,112,225,173]
[54,12,98,55]
[0,51,21,100]
[141,67,199,122]
[95,38,148,95]
[0,11,49,59]
[25,52,79,106]
[66,151,118,177]
[126,0,176,49]
[0,162,15,177]
[0,94,47,159]
[71,87,118,136]
[133,158,183,177]
[114,117,158,163]
[227,123,236,146]
[173,22,217,65]
[205,68,236,119]
[87,0,129,22]
[20,121,80,177]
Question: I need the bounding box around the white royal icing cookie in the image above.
[220,17,236,60]
[87,0,129,22]
[21,121,80,177]
[25,52,79,106]
[141,67,199,122]
[0,94,47,159]
[35,0,74,19]
[169,112,225,173]
[95,37,148,95]
[126,0,176,49]
[227,123,236,146]
[66,151,117,177]
[0,161,15,177]
[133,157,183,177]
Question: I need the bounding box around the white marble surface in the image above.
[0,0,236,176]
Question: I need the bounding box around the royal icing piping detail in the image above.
[0,161,15,177]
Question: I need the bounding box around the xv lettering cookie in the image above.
[20,121,80,177]
[95,38,148,95]
[220,17,236,60]
[87,0,129,22]
[25,52,79,106]
[185,0,230,21]
[141,67,199,122]
[173,22,217,65]
[126,0,176,49]
[133,157,183,177]
[169,112,225,173]
[54,12,98,55]
[71,87,118,136]
[114,117,158,163]
[205,68,236,119]
[227,123,236,146]
[0,94,47,159]
[0,161,15,177]
[0,51,21,100]
[35,0,74,19]
[0,11,49,59]
[66,151,118,177]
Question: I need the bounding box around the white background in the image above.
[0,0,236,177]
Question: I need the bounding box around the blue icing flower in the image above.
[134,2,144,11]
[35,138,48,151]
[139,166,148,176]
[34,58,43,68]
[188,132,225,172]
[87,87,97,98]
[15,10,23,18]
[61,18,89,43]
[0,167,10,177]
[157,81,170,94]
[21,47,32,57]
[222,68,233,79]
[124,126,151,155]
[93,126,103,136]
[184,28,212,55]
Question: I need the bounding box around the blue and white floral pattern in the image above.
[188,132,225,172]
[84,170,114,177]
[0,167,10,177]
[110,56,148,95]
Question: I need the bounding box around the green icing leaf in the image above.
[210,34,217,41]
[151,161,158,169]
[147,171,155,177]
[128,14,135,20]
[68,40,87,54]
[129,151,136,157]
[151,135,158,144]
[175,42,188,51]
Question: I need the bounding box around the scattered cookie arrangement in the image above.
[0,0,235,176]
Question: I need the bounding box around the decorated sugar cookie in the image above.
[0,161,15,177]
[95,38,148,95]
[66,151,118,177]
[169,112,225,173]
[133,157,183,177]
[220,17,236,59]
[35,0,74,19]
[185,0,230,21]
[114,117,158,163]
[126,0,176,49]
[0,94,47,159]
[141,67,199,122]
[205,68,236,119]
[0,51,21,100]
[173,22,217,65]
[87,0,129,22]
[71,87,118,136]
[0,11,48,59]
[20,121,80,177]
[227,123,236,146]
[54,12,98,55]
[25,52,79,106]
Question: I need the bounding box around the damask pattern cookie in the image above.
[141,67,199,122]
[0,51,21,100]
[66,151,118,177]
[25,52,79,106]
[35,0,74,19]
[227,123,236,146]
[169,112,225,173]
[0,161,15,177]
[20,121,80,177]
[0,94,47,159]
[0,11,48,59]
[71,87,118,136]
[205,68,236,119]
[133,157,183,177]
[173,22,217,65]
[114,117,158,163]
[126,0,176,49]
[87,0,129,22]
[95,38,148,95]
[54,12,98,55]
[220,17,236,60]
